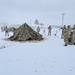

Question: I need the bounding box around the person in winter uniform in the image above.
[48,26,52,36]
[61,25,66,39]
[68,31,73,45]
[5,26,9,36]
[1,27,4,32]
[37,26,40,33]
[64,25,71,46]
[72,25,75,45]
[43,28,46,36]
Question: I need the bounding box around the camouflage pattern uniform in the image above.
[64,26,71,45]
[68,32,73,45]
[61,28,66,39]
[61,25,66,39]
[72,26,75,44]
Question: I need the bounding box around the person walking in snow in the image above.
[48,26,52,36]
[64,25,71,46]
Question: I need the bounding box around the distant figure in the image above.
[48,26,52,36]
[64,25,71,46]
[5,26,9,36]
[1,27,4,32]
[72,25,75,45]
[43,28,46,36]
[37,26,40,33]
[61,25,66,39]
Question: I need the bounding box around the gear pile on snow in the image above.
[9,23,43,41]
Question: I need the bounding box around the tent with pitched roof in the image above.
[9,23,43,41]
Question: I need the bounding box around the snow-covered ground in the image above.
[0,28,75,75]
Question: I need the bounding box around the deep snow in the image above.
[0,28,75,75]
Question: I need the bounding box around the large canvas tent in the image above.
[9,23,43,41]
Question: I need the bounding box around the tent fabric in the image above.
[9,23,43,41]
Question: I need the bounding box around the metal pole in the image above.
[62,13,65,27]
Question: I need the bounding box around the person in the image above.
[68,31,73,45]
[43,28,46,36]
[48,26,52,36]
[5,26,9,36]
[1,27,4,32]
[61,25,66,39]
[72,25,75,45]
[64,25,71,46]
[37,26,40,33]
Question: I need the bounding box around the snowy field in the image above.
[0,28,75,75]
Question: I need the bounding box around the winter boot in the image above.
[64,44,67,46]
[74,43,75,45]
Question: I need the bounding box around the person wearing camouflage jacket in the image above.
[64,25,71,46]
[72,25,75,45]
[61,25,66,39]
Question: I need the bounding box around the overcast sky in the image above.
[0,0,75,26]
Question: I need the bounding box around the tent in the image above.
[9,23,43,41]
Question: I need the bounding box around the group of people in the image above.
[61,25,75,46]
[2,25,75,46]
[37,26,52,36]
[1,26,9,36]
[37,25,75,46]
